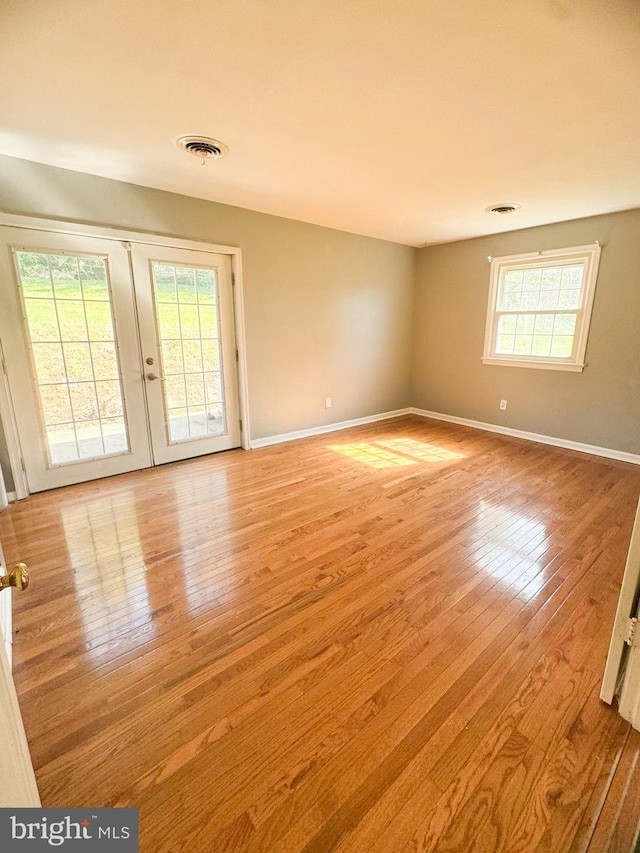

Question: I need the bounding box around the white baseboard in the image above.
[6,492,17,504]
[411,407,640,466]
[250,406,640,465]
[249,408,412,449]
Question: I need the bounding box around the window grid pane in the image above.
[495,312,578,358]
[16,250,130,466]
[498,263,585,313]
[151,261,226,444]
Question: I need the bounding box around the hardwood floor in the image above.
[2,415,640,852]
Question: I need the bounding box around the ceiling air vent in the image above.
[485,203,521,215]
[177,136,228,163]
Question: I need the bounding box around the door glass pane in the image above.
[151,261,227,443]
[15,250,130,466]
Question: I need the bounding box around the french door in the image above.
[130,244,240,465]
[0,227,241,492]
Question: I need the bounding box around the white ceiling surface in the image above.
[0,0,639,246]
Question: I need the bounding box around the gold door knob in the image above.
[0,563,29,592]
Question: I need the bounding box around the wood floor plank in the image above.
[583,727,640,853]
[2,415,639,852]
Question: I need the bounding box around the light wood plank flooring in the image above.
[2,415,640,852]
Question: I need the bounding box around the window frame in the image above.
[482,243,601,372]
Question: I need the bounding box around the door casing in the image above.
[0,533,40,806]
[601,495,640,723]
[0,213,251,498]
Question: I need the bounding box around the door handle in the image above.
[0,563,29,592]
[145,373,165,382]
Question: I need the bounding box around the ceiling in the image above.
[1,0,639,246]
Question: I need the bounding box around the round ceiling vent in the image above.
[177,136,228,163]
[485,203,521,215]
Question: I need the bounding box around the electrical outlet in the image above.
[325,396,332,409]
[500,399,508,411]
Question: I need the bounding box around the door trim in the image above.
[0,213,251,497]
[0,338,28,499]
[601,496,640,704]
[0,586,11,663]
[0,635,40,806]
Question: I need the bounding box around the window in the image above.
[482,243,601,372]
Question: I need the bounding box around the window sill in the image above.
[481,357,585,372]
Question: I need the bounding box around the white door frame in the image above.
[0,336,29,500]
[0,636,40,806]
[0,533,40,805]
[601,495,640,722]
[0,213,251,498]
[0,582,11,664]
[0,536,12,665]
[618,626,640,730]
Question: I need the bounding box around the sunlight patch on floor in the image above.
[377,437,466,462]
[328,437,466,468]
[328,442,416,468]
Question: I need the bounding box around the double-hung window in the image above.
[482,243,601,372]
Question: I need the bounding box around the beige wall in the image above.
[0,155,416,466]
[412,209,640,454]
